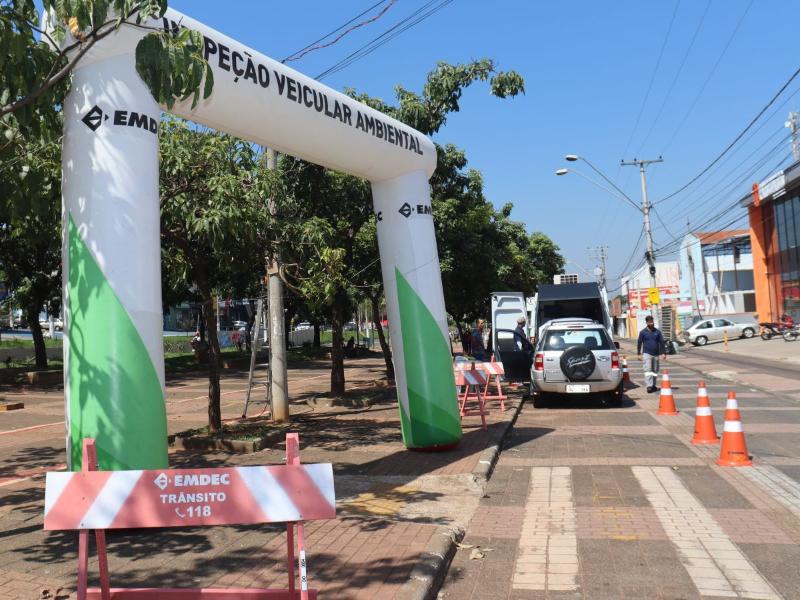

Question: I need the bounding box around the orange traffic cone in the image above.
[622,357,630,383]
[691,381,719,445]
[657,370,678,415]
[716,391,752,467]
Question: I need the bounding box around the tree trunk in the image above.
[27,304,47,369]
[371,295,394,380]
[245,298,256,353]
[202,297,222,432]
[330,301,346,396]
[312,319,321,347]
[455,320,466,354]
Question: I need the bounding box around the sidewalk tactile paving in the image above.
[512,467,579,592]
[633,466,781,599]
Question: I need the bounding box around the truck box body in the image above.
[490,283,612,382]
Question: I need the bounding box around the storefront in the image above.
[746,162,800,322]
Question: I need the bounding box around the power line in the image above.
[316,0,455,81]
[654,152,794,255]
[658,126,791,222]
[635,0,711,156]
[658,79,800,221]
[661,0,754,153]
[282,1,397,63]
[658,138,793,246]
[617,0,681,172]
[656,63,800,205]
[281,1,390,63]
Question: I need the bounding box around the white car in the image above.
[294,321,311,331]
[682,318,756,346]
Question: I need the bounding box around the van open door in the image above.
[491,292,533,382]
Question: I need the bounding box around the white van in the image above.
[491,283,613,382]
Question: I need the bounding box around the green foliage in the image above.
[159,118,275,303]
[0,136,62,366]
[347,58,525,135]
[0,0,212,221]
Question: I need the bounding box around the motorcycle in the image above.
[783,324,800,342]
[760,322,788,340]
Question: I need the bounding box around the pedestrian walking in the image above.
[471,319,487,361]
[637,315,666,393]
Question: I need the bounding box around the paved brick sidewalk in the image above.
[441,345,800,599]
[0,355,521,599]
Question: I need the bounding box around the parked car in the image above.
[681,318,756,346]
[530,318,623,408]
[294,321,311,331]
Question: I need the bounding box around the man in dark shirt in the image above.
[514,317,533,354]
[637,315,666,393]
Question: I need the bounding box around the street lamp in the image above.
[558,152,662,325]
[554,167,641,212]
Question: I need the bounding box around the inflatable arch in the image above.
[58,8,462,470]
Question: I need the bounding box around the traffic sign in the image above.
[647,287,661,305]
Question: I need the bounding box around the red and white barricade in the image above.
[476,359,507,411]
[454,364,487,431]
[44,434,335,600]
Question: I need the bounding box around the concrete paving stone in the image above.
[748,434,800,462]
[735,543,800,600]
[673,466,754,509]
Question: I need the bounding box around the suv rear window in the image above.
[542,329,611,351]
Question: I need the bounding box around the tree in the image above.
[277,159,373,395]
[159,119,273,431]
[1,0,212,220]
[0,137,61,367]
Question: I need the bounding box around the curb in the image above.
[395,525,465,600]
[396,392,525,600]
[471,394,525,485]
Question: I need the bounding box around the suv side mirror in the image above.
[614,341,620,349]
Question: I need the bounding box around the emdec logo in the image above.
[81,105,159,135]
[398,202,432,218]
[81,105,107,131]
[153,472,168,490]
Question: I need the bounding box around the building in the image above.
[678,230,755,315]
[621,260,681,315]
[742,161,800,322]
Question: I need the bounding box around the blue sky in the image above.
[170,0,799,292]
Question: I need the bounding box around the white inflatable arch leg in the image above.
[57,8,462,469]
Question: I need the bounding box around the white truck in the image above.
[490,283,613,382]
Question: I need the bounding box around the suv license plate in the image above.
[566,384,590,393]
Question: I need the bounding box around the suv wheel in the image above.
[694,335,708,346]
[741,327,755,339]
[532,392,547,409]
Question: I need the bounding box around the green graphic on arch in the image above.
[67,217,167,471]
[395,268,462,449]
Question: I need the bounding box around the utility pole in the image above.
[621,156,663,326]
[266,148,289,422]
[587,245,608,290]
[786,112,800,160]
[686,218,702,320]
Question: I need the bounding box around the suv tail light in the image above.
[611,351,619,370]
[534,352,544,372]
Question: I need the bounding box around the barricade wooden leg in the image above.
[94,530,111,600]
[297,522,309,600]
[287,522,295,594]
[81,439,111,600]
[476,389,487,431]
[77,530,89,600]
[496,376,506,411]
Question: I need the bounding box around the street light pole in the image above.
[621,157,663,325]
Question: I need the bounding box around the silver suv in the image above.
[530,319,623,407]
